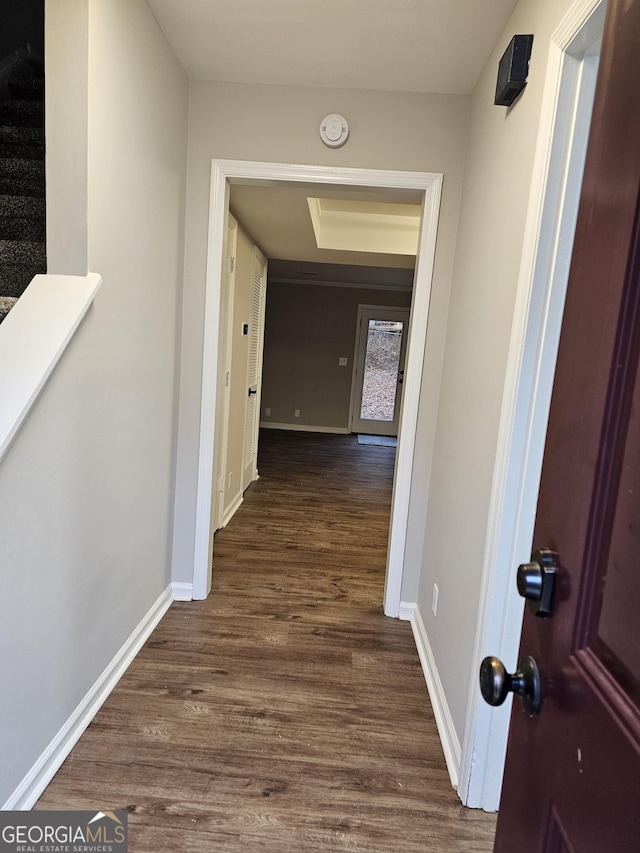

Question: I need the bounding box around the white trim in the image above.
[221,492,244,528]
[193,160,443,608]
[171,581,193,601]
[270,277,413,292]
[306,196,420,255]
[260,422,350,434]
[384,173,442,617]
[410,605,461,788]
[3,585,173,810]
[398,600,416,621]
[0,273,102,462]
[347,305,362,436]
[348,309,366,435]
[192,168,228,600]
[458,0,605,812]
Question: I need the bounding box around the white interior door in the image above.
[212,213,237,531]
[350,305,410,436]
[242,249,267,490]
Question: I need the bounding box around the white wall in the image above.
[415,0,575,743]
[172,81,470,584]
[0,0,188,806]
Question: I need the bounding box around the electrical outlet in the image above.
[294,409,300,418]
[265,407,271,416]
[338,357,348,366]
[432,583,439,617]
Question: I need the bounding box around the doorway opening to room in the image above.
[212,194,418,528]
[349,305,411,438]
[191,162,443,621]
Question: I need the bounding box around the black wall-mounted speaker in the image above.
[495,35,534,106]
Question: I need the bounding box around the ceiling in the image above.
[146,0,519,95]
[146,0,519,276]
[230,183,422,269]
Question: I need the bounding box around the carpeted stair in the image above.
[0,65,46,323]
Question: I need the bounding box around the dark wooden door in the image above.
[494,0,640,850]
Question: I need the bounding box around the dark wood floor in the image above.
[36,430,496,851]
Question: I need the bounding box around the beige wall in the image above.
[0,0,188,805]
[413,0,576,742]
[172,80,470,581]
[261,282,411,430]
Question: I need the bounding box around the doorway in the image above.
[349,305,410,437]
[192,161,443,619]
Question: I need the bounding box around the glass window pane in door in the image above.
[360,319,404,421]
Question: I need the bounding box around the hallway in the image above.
[36,430,497,851]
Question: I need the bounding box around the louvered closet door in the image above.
[242,250,267,491]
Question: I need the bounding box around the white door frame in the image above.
[458,0,606,810]
[348,305,411,436]
[191,160,443,609]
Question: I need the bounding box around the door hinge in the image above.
[229,256,235,273]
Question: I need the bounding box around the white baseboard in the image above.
[259,422,349,434]
[171,581,193,601]
[221,492,243,527]
[398,600,416,620]
[3,585,173,810]
[410,604,461,789]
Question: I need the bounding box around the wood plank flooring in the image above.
[36,430,497,852]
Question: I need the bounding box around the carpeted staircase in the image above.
[0,54,46,323]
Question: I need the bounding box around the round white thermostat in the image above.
[320,114,349,148]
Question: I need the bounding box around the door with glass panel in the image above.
[350,306,410,436]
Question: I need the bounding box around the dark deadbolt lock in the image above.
[479,655,541,715]
[517,548,558,617]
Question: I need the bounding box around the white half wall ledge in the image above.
[0,273,103,462]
